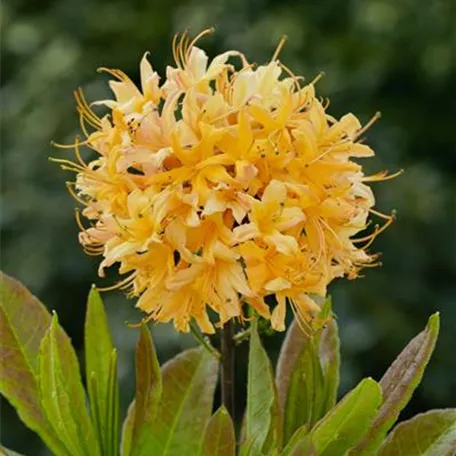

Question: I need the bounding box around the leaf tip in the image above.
[88,285,102,303]
[218,405,229,416]
[50,310,59,326]
[427,312,440,336]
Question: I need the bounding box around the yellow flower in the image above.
[56,29,399,333]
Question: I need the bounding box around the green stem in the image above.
[190,322,221,360]
[233,327,251,345]
[221,320,235,418]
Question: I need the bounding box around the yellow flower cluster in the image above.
[58,30,396,333]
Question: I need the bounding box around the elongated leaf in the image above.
[275,296,333,412]
[276,300,339,444]
[120,402,135,456]
[349,313,440,455]
[286,378,383,456]
[0,446,25,456]
[283,340,325,443]
[0,273,69,456]
[133,346,218,456]
[85,287,119,456]
[376,409,456,456]
[289,441,317,456]
[319,318,340,412]
[125,323,162,456]
[242,319,282,456]
[200,407,235,456]
[276,318,310,414]
[280,425,308,456]
[40,313,101,456]
[106,349,120,456]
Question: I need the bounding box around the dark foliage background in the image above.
[1,0,455,453]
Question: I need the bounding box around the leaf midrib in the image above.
[1,305,40,386]
[246,329,273,450]
[317,381,379,453]
[45,328,81,456]
[161,353,204,456]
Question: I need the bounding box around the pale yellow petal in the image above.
[264,277,292,292]
[262,179,287,205]
[233,223,258,244]
[264,232,299,255]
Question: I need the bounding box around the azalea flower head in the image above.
[55,29,399,333]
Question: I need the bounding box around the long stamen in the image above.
[97,67,129,82]
[353,210,396,245]
[172,33,180,68]
[362,169,404,182]
[83,248,104,256]
[185,28,215,63]
[279,61,305,108]
[369,208,391,220]
[78,110,93,138]
[127,312,155,328]
[66,182,90,206]
[178,30,189,68]
[51,138,91,149]
[311,71,325,86]
[306,145,337,166]
[73,138,89,167]
[355,111,381,139]
[49,157,85,171]
[74,88,102,128]
[74,208,89,232]
[271,35,288,61]
[97,272,136,291]
[289,298,313,338]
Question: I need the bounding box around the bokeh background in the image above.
[2,0,456,453]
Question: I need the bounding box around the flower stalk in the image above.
[221,320,235,418]
[189,323,221,360]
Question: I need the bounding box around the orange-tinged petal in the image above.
[246,297,271,318]
[166,264,205,290]
[63,31,393,333]
[245,263,269,293]
[271,294,286,331]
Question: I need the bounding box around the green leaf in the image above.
[276,299,339,445]
[242,319,282,456]
[319,317,340,413]
[200,407,235,456]
[39,313,101,456]
[285,378,383,456]
[0,446,26,456]
[106,349,120,456]
[133,346,218,456]
[282,338,325,443]
[85,287,119,456]
[288,441,317,456]
[376,409,456,456]
[276,318,310,416]
[348,313,440,455]
[0,272,69,456]
[280,425,309,456]
[120,402,135,456]
[125,323,162,456]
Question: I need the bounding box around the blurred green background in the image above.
[1,0,455,453]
